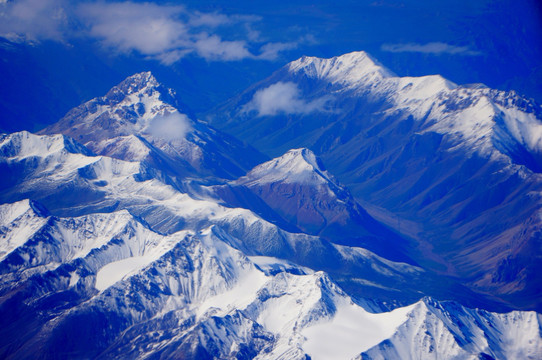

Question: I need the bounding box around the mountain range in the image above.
[1,51,541,359]
[210,51,542,312]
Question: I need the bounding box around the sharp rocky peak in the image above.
[39,72,189,145]
[280,148,325,171]
[101,71,181,111]
[283,51,464,100]
[109,71,161,97]
[283,52,542,168]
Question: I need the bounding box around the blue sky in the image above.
[0,0,541,131]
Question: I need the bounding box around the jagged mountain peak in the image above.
[287,51,457,105]
[1,197,539,359]
[218,50,542,172]
[206,49,542,312]
[289,52,542,164]
[221,147,414,264]
[104,71,179,107]
[116,71,159,94]
[40,71,189,144]
[288,51,395,86]
[356,296,542,360]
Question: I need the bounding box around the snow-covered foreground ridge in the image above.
[0,199,540,359]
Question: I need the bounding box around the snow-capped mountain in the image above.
[0,200,540,359]
[355,297,542,360]
[41,71,267,181]
[209,51,542,312]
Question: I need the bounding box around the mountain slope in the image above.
[356,297,542,360]
[0,114,525,312]
[0,130,173,216]
[209,51,542,311]
[214,148,412,264]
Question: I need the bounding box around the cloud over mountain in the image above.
[243,81,331,116]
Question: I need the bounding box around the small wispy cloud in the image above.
[0,0,302,63]
[188,12,231,28]
[381,42,481,56]
[147,112,192,141]
[193,34,252,61]
[257,42,298,60]
[243,82,331,117]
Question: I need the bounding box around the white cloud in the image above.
[244,82,331,117]
[381,42,481,56]
[77,2,297,62]
[189,12,231,28]
[257,42,298,60]
[147,112,192,141]
[79,2,188,56]
[0,0,299,63]
[0,0,69,41]
[194,34,252,61]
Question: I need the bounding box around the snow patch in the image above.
[497,104,542,154]
[89,135,151,161]
[302,300,416,360]
[95,256,150,291]
[69,272,80,287]
[0,200,49,261]
[196,268,267,318]
[0,199,35,226]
